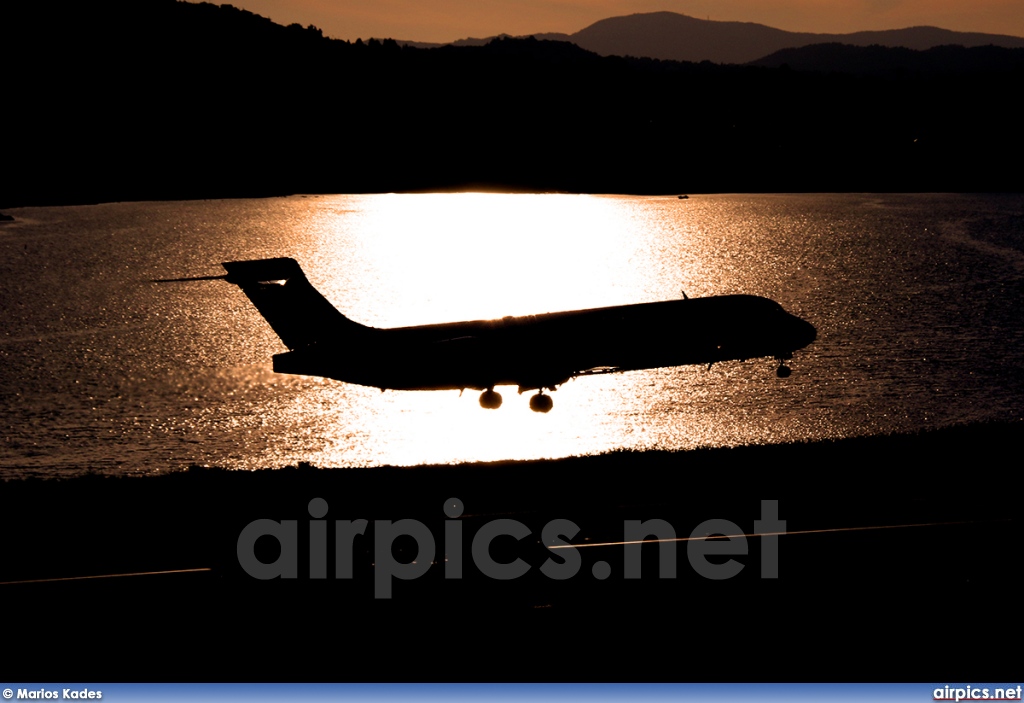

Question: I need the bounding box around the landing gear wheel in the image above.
[776,364,792,378]
[479,389,502,409]
[529,393,554,413]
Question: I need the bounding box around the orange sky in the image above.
[223,0,1024,43]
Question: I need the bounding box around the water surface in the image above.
[1,193,1021,476]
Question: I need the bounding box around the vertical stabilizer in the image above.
[222,258,370,350]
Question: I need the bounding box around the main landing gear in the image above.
[776,359,792,378]
[478,387,554,412]
[479,389,502,409]
[529,392,554,413]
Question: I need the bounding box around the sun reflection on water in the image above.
[275,193,688,466]
[310,193,657,326]
[213,192,832,468]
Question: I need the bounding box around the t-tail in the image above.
[220,258,371,350]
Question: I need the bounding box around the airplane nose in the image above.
[790,315,817,350]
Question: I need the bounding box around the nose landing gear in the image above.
[774,351,793,378]
[479,389,503,409]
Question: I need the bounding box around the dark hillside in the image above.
[750,42,1024,75]
[4,1,1023,207]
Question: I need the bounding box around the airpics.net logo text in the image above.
[236,498,785,598]
[934,686,1023,701]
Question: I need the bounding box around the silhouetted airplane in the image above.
[157,257,816,412]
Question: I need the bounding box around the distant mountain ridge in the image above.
[439,11,1024,64]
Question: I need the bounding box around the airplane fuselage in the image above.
[272,294,817,394]
[158,258,816,412]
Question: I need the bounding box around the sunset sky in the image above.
[222,0,1024,43]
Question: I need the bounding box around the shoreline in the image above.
[3,187,706,211]
[2,417,1018,483]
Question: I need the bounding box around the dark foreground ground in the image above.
[2,421,1020,681]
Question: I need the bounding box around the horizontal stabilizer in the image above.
[222,257,305,284]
